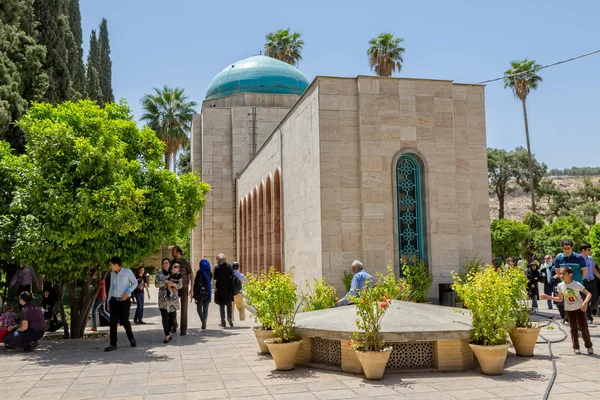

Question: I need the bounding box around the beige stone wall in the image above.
[191,96,293,271]
[317,76,491,299]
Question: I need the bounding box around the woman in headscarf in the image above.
[213,253,234,328]
[193,259,212,330]
[155,258,182,343]
[539,255,556,310]
[525,262,541,312]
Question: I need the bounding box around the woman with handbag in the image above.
[155,258,182,343]
[213,254,234,328]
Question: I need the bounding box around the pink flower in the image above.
[347,340,351,346]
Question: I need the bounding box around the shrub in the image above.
[490,219,530,259]
[399,258,433,303]
[504,267,532,328]
[244,271,274,330]
[343,270,353,292]
[263,267,302,343]
[303,278,337,312]
[452,266,516,346]
[534,214,589,257]
[454,258,485,302]
[349,267,400,352]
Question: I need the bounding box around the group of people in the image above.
[504,239,597,355]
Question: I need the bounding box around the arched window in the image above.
[396,154,425,262]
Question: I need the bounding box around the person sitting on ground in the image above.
[0,303,16,343]
[4,292,46,352]
[231,261,247,322]
[337,260,372,306]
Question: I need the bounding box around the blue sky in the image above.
[80,0,600,169]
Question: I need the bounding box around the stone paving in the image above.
[2,287,600,400]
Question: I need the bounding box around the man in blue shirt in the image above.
[105,256,138,352]
[554,239,588,285]
[580,242,600,323]
[337,260,372,306]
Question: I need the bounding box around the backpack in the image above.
[232,273,242,296]
[194,273,210,301]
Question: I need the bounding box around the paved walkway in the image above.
[2,287,600,400]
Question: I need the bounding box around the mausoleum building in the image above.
[191,55,491,301]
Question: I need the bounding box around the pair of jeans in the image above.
[134,291,145,321]
[565,309,593,350]
[91,298,110,329]
[219,302,232,323]
[178,286,189,333]
[160,309,176,336]
[196,300,210,326]
[583,280,599,321]
[4,329,43,349]
[108,298,134,346]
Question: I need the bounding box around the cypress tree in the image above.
[66,0,86,99]
[33,0,72,103]
[98,18,114,104]
[86,30,102,105]
[0,0,49,151]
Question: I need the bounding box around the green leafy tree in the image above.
[504,59,543,212]
[534,214,589,258]
[0,0,49,152]
[522,212,545,261]
[536,179,574,222]
[490,219,530,259]
[86,30,102,105]
[141,86,197,171]
[264,28,304,67]
[177,144,191,175]
[586,224,600,262]
[34,0,72,103]
[66,0,86,99]
[98,18,114,104]
[3,100,209,338]
[367,33,405,77]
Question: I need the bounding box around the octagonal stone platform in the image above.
[291,302,474,374]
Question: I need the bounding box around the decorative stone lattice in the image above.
[386,342,434,369]
[311,338,342,366]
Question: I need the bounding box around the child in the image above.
[167,263,182,300]
[0,303,16,343]
[541,267,594,354]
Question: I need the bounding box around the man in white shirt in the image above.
[105,256,138,352]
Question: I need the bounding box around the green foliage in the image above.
[454,258,485,302]
[587,224,600,262]
[264,268,301,343]
[521,212,545,261]
[66,0,85,100]
[86,30,102,105]
[349,267,399,352]
[490,219,530,259]
[98,18,114,104]
[523,212,544,231]
[534,214,589,258]
[504,267,532,328]
[177,145,191,175]
[1,100,209,336]
[302,278,337,312]
[367,33,405,77]
[547,167,600,177]
[245,271,274,330]
[504,59,542,102]
[342,269,353,292]
[452,266,517,346]
[264,28,304,67]
[0,0,49,151]
[399,258,433,302]
[140,86,197,171]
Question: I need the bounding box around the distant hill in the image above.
[546,167,600,177]
[489,176,592,221]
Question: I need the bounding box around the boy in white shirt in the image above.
[541,266,593,355]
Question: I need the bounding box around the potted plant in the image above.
[452,266,516,375]
[398,258,433,303]
[302,278,337,311]
[349,267,400,380]
[506,268,541,357]
[262,267,304,370]
[245,271,275,353]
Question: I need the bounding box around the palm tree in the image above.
[140,86,197,171]
[504,60,543,212]
[367,33,405,77]
[264,28,304,66]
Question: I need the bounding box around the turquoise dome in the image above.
[205,55,309,100]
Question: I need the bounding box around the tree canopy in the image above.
[490,219,530,259]
[264,28,304,67]
[534,215,589,258]
[367,33,405,77]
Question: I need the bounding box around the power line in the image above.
[477,48,600,84]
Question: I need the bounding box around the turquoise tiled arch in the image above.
[205,55,310,100]
[396,154,425,262]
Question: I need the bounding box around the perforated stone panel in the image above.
[311,338,342,366]
[386,342,434,369]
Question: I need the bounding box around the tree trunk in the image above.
[54,284,70,339]
[498,192,505,219]
[164,151,172,171]
[67,275,104,339]
[522,99,536,212]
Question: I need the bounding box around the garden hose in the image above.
[531,313,568,400]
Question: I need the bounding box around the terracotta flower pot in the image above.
[355,347,393,380]
[253,327,276,354]
[469,342,510,375]
[264,339,302,371]
[510,327,541,357]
